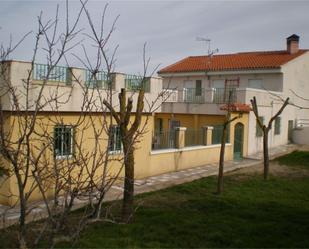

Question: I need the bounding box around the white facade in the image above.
[0,61,163,113]
[159,51,309,156]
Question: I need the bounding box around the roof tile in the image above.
[158,50,308,73]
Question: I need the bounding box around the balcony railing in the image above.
[125,74,150,92]
[85,70,110,89]
[185,128,204,147]
[183,88,205,103]
[213,88,237,104]
[163,87,238,104]
[212,125,230,144]
[162,89,178,102]
[152,130,176,150]
[33,63,69,83]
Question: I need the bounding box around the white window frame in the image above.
[54,125,74,159]
[109,125,123,154]
[274,117,281,135]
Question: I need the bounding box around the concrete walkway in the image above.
[0,143,299,228]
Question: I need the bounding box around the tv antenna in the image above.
[196,37,219,57]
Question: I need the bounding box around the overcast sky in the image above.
[1,0,309,75]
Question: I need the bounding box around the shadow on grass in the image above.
[1,168,309,248]
[274,150,309,168]
[72,174,309,248]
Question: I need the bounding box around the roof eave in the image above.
[158,68,282,77]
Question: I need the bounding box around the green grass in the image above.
[72,172,309,248]
[275,150,309,168]
[2,153,309,248]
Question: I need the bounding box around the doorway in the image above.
[234,122,244,160]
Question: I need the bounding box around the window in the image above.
[54,126,74,158]
[109,125,122,153]
[155,118,163,133]
[274,117,281,135]
[248,79,263,89]
[195,80,202,96]
[256,116,264,137]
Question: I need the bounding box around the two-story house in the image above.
[158,34,309,156]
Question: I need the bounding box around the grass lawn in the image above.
[1,151,309,248]
[275,150,309,168]
[71,152,309,248]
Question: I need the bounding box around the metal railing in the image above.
[183,88,205,103]
[213,88,237,104]
[212,125,230,144]
[84,70,110,89]
[125,74,150,92]
[33,63,69,83]
[185,128,204,147]
[163,87,238,104]
[152,130,176,150]
[162,89,178,102]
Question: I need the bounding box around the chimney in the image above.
[287,34,300,54]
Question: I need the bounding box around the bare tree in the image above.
[250,96,289,180]
[217,91,239,194]
[0,1,170,248]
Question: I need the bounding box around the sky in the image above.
[0,0,309,75]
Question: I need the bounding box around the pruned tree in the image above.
[79,1,166,223]
[250,96,289,180]
[217,90,240,194]
[0,1,170,248]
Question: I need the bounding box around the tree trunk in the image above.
[217,125,227,194]
[121,146,135,223]
[19,195,27,249]
[263,130,269,180]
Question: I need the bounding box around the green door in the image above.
[234,123,244,160]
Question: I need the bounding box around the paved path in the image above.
[0,144,299,228]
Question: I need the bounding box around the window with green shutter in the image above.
[256,116,264,137]
[274,117,281,135]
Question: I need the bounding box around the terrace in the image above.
[163,87,283,107]
[32,63,151,92]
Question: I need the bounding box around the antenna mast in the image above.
[196,37,219,57]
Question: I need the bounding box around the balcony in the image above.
[163,87,283,104]
[125,74,150,92]
[33,63,69,83]
[162,87,283,114]
[163,87,237,104]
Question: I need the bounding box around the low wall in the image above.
[137,144,232,178]
[293,127,309,145]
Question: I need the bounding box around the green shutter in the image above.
[256,116,264,137]
[274,117,281,135]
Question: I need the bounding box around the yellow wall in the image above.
[0,111,249,206]
[147,144,233,177]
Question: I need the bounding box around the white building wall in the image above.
[1,61,163,113]
[281,51,309,120]
[160,52,309,156]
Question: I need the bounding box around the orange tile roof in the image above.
[158,50,308,74]
[220,103,252,113]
